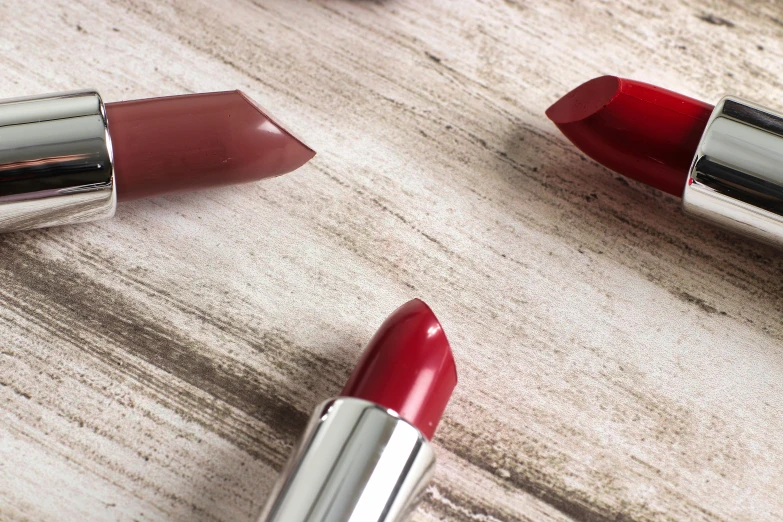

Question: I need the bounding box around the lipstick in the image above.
[258,299,458,522]
[0,89,314,233]
[547,76,783,247]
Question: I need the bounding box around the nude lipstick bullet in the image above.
[0,89,314,233]
[547,76,783,247]
[258,299,458,522]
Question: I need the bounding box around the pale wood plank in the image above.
[1,1,782,521]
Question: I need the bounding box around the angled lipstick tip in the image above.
[235,90,316,163]
[341,298,457,440]
[546,75,621,124]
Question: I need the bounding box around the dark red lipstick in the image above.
[547,76,783,247]
[259,299,458,522]
[0,89,314,233]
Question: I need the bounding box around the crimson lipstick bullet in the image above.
[0,89,314,233]
[259,299,458,522]
[547,76,783,247]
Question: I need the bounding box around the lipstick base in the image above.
[258,397,434,522]
[684,96,783,247]
[0,91,115,233]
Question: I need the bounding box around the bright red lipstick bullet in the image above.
[546,75,713,196]
[259,299,458,522]
[548,76,783,247]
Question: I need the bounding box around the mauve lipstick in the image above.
[258,299,458,522]
[0,89,314,233]
[107,91,314,202]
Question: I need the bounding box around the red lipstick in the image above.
[259,299,458,522]
[547,76,783,246]
[341,298,457,440]
[0,89,314,233]
[546,76,713,196]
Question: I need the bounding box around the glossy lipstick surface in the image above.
[106,91,315,201]
[341,298,457,440]
[546,76,713,196]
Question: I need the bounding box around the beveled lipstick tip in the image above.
[409,298,458,384]
[390,298,459,390]
[546,75,621,125]
[235,90,316,160]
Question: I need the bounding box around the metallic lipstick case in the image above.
[258,397,435,522]
[0,90,115,233]
[684,96,783,246]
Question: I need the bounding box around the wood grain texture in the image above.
[1,1,782,521]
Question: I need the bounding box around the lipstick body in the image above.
[258,398,434,522]
[0,91,115,232]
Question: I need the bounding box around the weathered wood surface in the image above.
[1,1,783,521]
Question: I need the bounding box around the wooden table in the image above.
[1,1,782,520]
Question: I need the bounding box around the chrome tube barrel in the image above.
[0,90,115,233]
[258,398,435,522]
[683,96,783,246]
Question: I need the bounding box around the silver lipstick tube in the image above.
[0,90,115,233]
[258,397,435,522]
[683,96,783,246]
